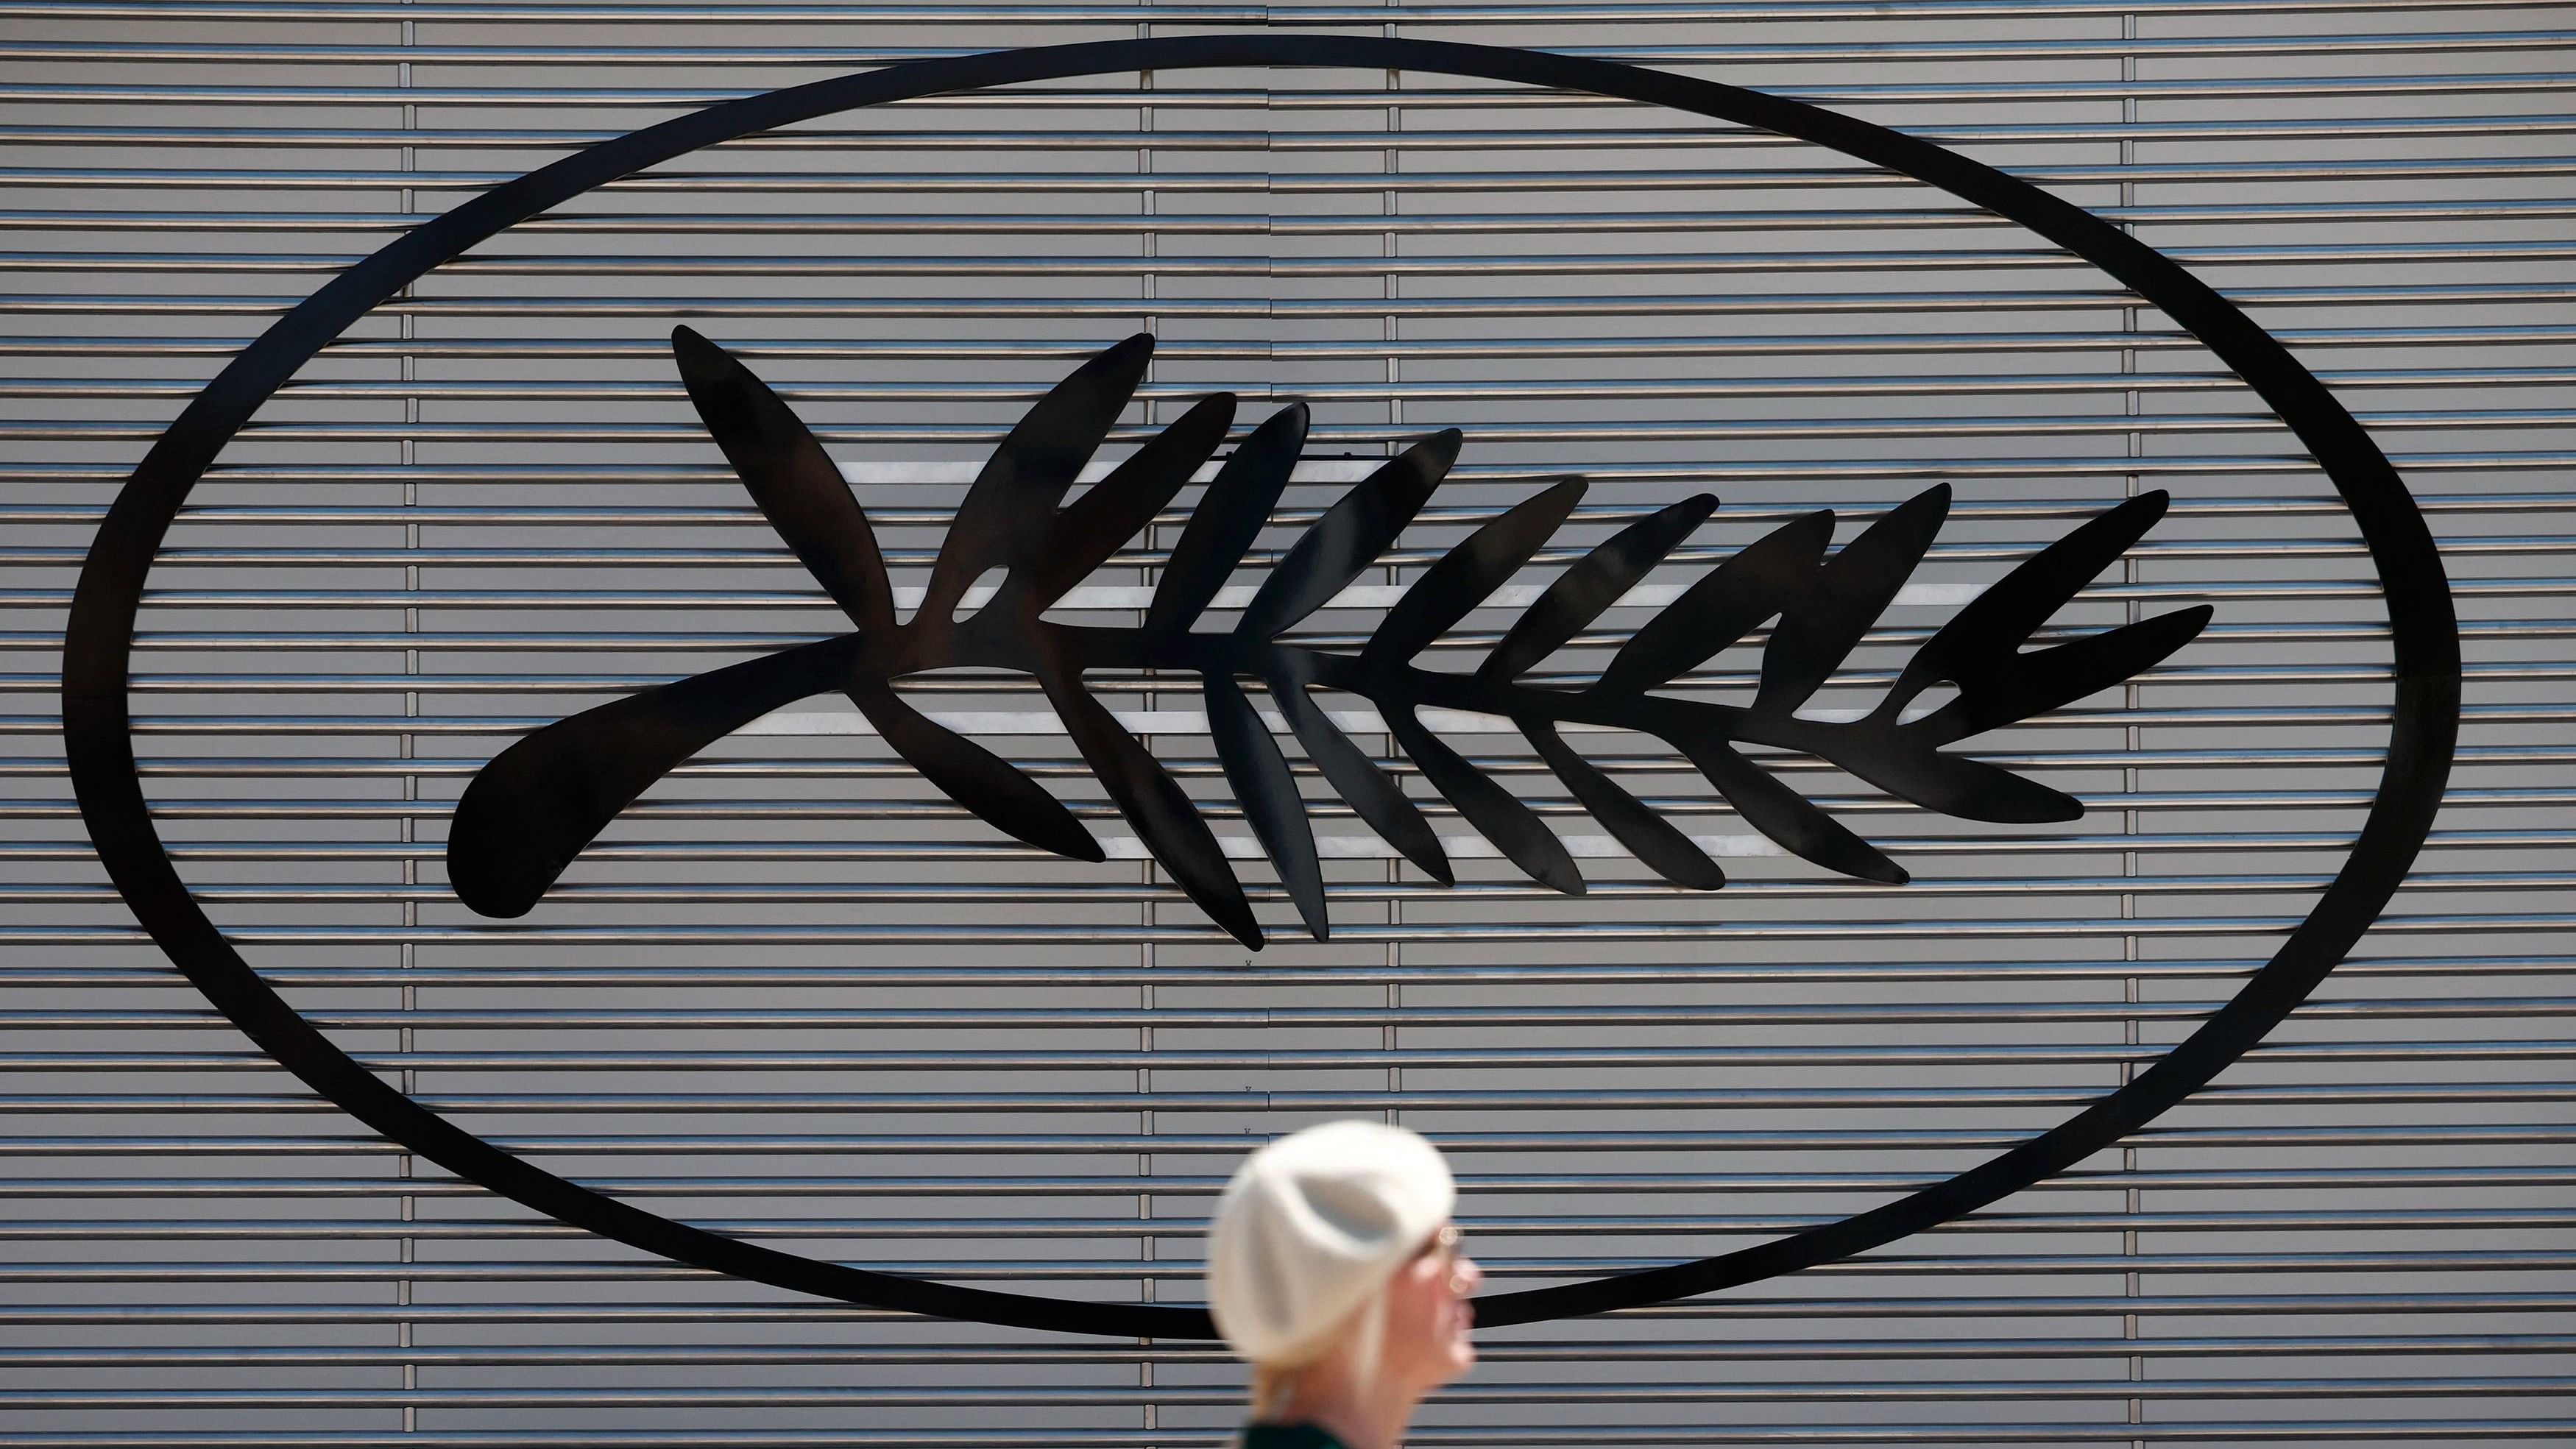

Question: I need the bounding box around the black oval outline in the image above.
[63,35,2460,1338]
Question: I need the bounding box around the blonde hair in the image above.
[1248,1285,1387,1423]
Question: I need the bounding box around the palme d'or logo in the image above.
[449,327,2210,950]
[63,35,2458,1335]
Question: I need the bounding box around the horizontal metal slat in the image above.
[21,525,2564,570]
[0,1331,2564,1367]
[4,1127,2565,1159]
[5,1248,2574,1282]
[24,241,2576,277]
[0,569,2548,611]
[17,283,2572,322]
[0,1079,2558,1117]
[26,410,2569,448]
[6,1375,2572,1409]
[4,69,2566,111]
[6,953,2569,990]
[4,1166,2567,1199]
[7,1206,2574,1239]
[8,0,2570,21]
[1,1038,2564,1073]
[23,363,2576,403]
[15,197,2576,237]
[5,871,2556,909]
[4,29,2565,66]
[18,996,2575,1032]
[19,741,2547,779]
[0,320,2555,359]
[11,113,2576,153]
[29,910,2563,948]
[18,1423,2569,1446]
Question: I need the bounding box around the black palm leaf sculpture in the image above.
[446,329,2213,950]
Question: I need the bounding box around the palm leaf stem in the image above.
[926,618,2064,811]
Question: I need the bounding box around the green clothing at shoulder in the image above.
[1239,1424,1349,1449]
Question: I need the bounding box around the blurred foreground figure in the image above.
[1208,1122,1485,1449]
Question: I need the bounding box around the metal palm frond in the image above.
[446,330,2212,950]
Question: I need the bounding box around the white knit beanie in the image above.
[1206,1120,1457,1367]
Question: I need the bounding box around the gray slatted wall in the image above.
[0,1,2569,1443]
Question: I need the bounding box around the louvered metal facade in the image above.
[1,1,2569,1442]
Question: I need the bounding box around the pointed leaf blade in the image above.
[1836,740,2082,824]
[1038,665,1262,949]
[1267,672,1452,885]
[1362,478,1586,671]
[1523,719,1724,890]
[1893,489,2173,708]
[1481,493,1716,684]
[1596,510,1833,698]
[672,326,894,634]
[449,634,866,918]
[1753,483,1950,718]
[1672,737,1907,885]
[1206,672,1328,940]
[1236,429,1461,642]
[1025,392,1237,606]
[844,673,1103,863]
[1388,709,1584,896]
[1145,403,1309,637]
[920,333,1154,620]
[1915,604,2213,745]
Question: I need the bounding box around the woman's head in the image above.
[1206,1122,1480,1418]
